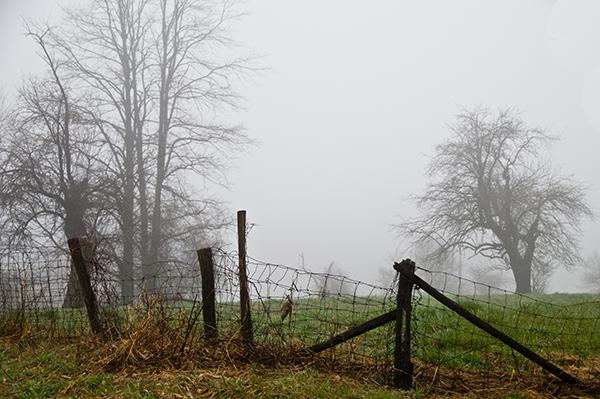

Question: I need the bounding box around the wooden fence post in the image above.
[393,259,415,389]
[67,237,103,336]
[237,210,254,347]
[197,247,217,340]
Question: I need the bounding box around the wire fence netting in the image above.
[1,246,600,388]
[0,247,398,381]
[411,267,600,385]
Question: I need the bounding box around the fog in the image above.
[1,0,599,292]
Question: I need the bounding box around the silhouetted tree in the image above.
[44,0,250,297]
[314,262,350,297]
[398,108,592,293]
[0,30,110,306]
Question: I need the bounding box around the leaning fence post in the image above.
[237,210,254,347]
[393,258,415,389]
[67,238,103,336]
[197,247,217,340]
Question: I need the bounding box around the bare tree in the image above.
[146,0,250,290]
[0,30,109,306]
[1,0,250,306]
[46,0,250,296]
[470,264,509,291]
[313,262,350,297]
[53,0,153,302]
[398,107,592,293]
[530,258,554,293]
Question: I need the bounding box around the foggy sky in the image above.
[1,0,599,292]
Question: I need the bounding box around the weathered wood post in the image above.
[237,210,254,347]
[197,247,217,340]
[393,259,415,389]
[67,237,103,335]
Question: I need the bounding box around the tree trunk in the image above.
[135,92,151,294]
[120,207,135,304]
[146,2,171,293]
[119,13,137,305]
[146,106,167,292]
[120,134,136,304]
[62,205,88,308]
[119,96,136,304]
[130,40,151,296]
[63,264,84,308]
[511,258,532,294]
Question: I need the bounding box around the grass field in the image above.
[1,337,598,399]
[0,339,410,399]
[1,292,600,398]
[412,293,600,371]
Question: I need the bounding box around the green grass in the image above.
[411,292,600,371]
[228,292,600,373]
[2,291,600,395]
[1,339,589,398]
[0,340,412,399]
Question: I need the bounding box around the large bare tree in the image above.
[51,0,250,295]
[54,0,153,302]
[0,30,110,306]
[146,0,249,290]
[0,0,250,305]
[399,108,592,293]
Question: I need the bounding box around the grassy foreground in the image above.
[0,339,411,399]
[1,293,600,398]
[2,338,598,399]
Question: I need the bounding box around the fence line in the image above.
[1,245,599,391]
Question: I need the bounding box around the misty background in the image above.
[1,0,598,292]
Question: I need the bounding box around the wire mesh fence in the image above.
[1,245,600,389]
[0,246,210,339]
[0,246,87,338]
[210,250,398,380]
[0,245,399,381]
[410,267,600,385]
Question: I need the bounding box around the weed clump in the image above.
[99,295,192,370]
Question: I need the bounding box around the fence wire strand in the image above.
[1,247,599,388]
[411,266,600,384]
